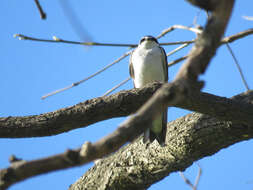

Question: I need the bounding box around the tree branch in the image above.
[0,83,160,138]
[34,0,46,19]
[71,90,252,190]
[0,83,253,138]
[69,105,253,190]
[13,28,253,48]
[1,84,253,138]
[222,28,253,43]
[1,90,253,190]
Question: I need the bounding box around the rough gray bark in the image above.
[69,92,253,190]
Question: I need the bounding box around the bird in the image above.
[129,35,168,146]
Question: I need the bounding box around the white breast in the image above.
[131,46,165,88]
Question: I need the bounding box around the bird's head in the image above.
[139,36,159,49]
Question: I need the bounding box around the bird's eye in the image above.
[140,38,146,44]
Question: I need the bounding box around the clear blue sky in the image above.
[1,1,253,189]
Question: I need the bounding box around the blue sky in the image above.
[1,1,253,189]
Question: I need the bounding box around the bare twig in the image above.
[166,43,191,57]
[14,34,137,47]
[192,11,201,27]
[168,55,188,67]
[156,24,202,39]
[221,28,253,43]
[41,50,132,99]
[225,43,250,91]
[179,164,202,190]
[179,171,195,189]
[102,77,131,96]
[34,0,46,19]
[194,164,202,189]
[161,40,194,45]
[242,16,253,21]
[14,28,253,47]
[58,0,92,42]
[13,34,194,47]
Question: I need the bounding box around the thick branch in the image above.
[1,90,252,189]
[0,84,161,138]
[69,101,253,190]
[1,85,253,138]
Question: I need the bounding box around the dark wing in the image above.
[160,46,168,146]
[129,50,136,87]
[159,46,168,82]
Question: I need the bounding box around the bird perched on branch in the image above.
[129,35,168,145]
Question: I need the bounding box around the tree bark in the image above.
[69,91,253,190]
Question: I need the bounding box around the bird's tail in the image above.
[143,109,167,146]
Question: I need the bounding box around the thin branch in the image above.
[161,40,194,45]
[13,34,137,47]
[13,33,194,47]
[225,43,250,91]
[14,28,253,47]
[168,55,188,67]
[221,28,253,43]
[34,0,46,19]
[192,11,201,27]
[179,172,195,190]
[166,43,191,57]
[194,164,202,189]
[58,0,92,42]
[156,24,202,39]
[242,16,253,21]
[179,164,202,190]
[102,77,131,97]
[41,50,132,99]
